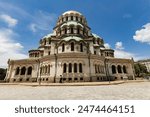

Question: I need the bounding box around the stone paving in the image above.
[0,81,150,100]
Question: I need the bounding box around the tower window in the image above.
[71,27,74,34]
[62,43,65,52]
[65,28,67,34]
[80,43,83,52]
[76,16,78,21]
[66,16,68,21]
[71,16,73,20]
[77,28,80,34]
[71,42,74,51]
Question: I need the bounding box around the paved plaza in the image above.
[0,81,150,100]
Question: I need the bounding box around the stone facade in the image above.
[5,10,135,83]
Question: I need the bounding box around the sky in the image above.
[0,0,150,68]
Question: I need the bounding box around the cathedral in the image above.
[5,10,135,83]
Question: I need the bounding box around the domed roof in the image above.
[63,10,82,15]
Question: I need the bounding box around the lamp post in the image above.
[104,58,110,84]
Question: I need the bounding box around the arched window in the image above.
[112,65,116,74]
[77,28,80,34]
[117,65,122,73]
[63,63,67,73]
[44,40,46,45]
[123,65,127,73]
[62,43,65,52]
[69,63,72,73]
[27,67,32,75]
[79,63,82,73]
[65,28,67,34]
[71,42,74,51]
[20,67,26,75]
[71,27,74,34]
[15,67,20,75]
[80,43,83,52]
[71,16,73,20]
[74,63,77,73]
[66,16,68,21]
[76,16,78,21]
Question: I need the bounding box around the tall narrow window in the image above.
[27,67,32,75]
[71,16,73,20]
[65,28,67,34]
[74,63,77,73]
[112,65,116,74]
[79,63,82,73]
[66,16,68,21]
[63,63,67,73]
[15,67,20,75]
[69,63,72,73]
[77,28,80,34]
[21,67,26,75]
[48,65,50,74]
[123,65,127,73]
[80,43,83,52]
[76,16,78,21]
[62,43,65,52]
[71,42,74,51]
[71,27,74,34]
[117,65,122,73]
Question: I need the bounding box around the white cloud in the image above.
[0,14,18,27]
[29,10,56,32]
[115,41,124,50]
[104,43,111,49]
[133,23,150,44]
[114,50,134,59]
[0,28,27,68]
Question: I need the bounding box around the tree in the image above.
[134,63,148,77]
[0,68,7,80]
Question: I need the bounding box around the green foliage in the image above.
[0,68,7,80]
[134,63,148,77]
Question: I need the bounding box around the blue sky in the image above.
[0,0,150,68]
